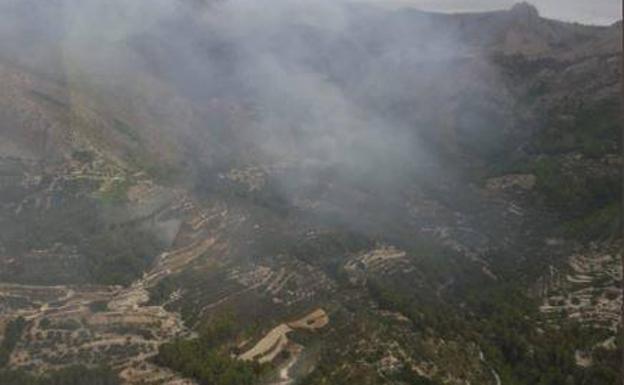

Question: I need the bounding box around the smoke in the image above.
[0,0,506,228]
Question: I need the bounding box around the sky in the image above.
[364,0,620,25]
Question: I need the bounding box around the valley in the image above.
[0,1,622,385]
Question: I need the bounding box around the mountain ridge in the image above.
[0,2,621,384]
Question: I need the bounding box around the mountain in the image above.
[0,2,621,385]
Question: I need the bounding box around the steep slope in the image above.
[0,2,621,385]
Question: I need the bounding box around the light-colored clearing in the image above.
[238,309,328,363]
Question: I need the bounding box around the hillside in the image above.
[0,1,621,385]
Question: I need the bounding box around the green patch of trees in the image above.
[533,100,620,158]
[154,315,268,385]
[562,202,619,241]
[82,227,161,286]
[366,278,619,385]
[532,157,619,236]
[0,365,119,385]
[464,285,619,385]
[0,317,27,367]
[366,278,464,336]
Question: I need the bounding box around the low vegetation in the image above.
[365,277,619,385]
[154,315,269,385]
[0,317,27,367]
[533,100,620,158]
[82,227,161,286]
[532,158,618,216]
[0,365,119,385]
[531,157,620,239]
[465,285,618,385]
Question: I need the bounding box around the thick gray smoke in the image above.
[0,0,506,227]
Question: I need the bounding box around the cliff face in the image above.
[0,2,621,385]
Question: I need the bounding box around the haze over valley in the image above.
[0,1,622,384]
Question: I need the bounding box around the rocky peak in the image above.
[510,2,540,20]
